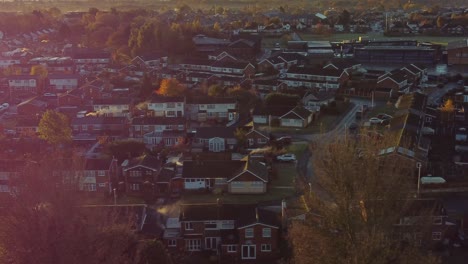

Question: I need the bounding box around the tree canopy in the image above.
[289,133,439,264]
[156,79,186,97]
[38,110,72,146]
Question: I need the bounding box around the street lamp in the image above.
[416,162,422,198]
[113,188,117,205]
[308,182,312,196]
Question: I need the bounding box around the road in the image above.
[287,85,453,196]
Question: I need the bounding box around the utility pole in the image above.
[416,162,422,198]
[113,188,117,205]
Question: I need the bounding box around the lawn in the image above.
[271,163,297,187]
[366,103,398,119]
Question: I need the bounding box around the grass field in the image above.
[299,32,466,45]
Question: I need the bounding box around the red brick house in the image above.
[376,71,409,98]
[245,128,269,149]
[122,154,161,196]
[81,158,118,194]
[164,203,281,262]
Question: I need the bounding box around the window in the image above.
[146,170,153,176]
[83,183,96,192]
[186,239,201,251]
[185,222,193,230]
[207,104,215,109]
[205,222,217,229]
[167,110,175,116]
[261,244,271,252]
[98,183,106,188]
[227,245,237,252]
[167,103,175,108]
[433,217,443,225]
[205,237,218,250]
[245,228,254,238]
[221,221,234,229]
[130,184,140,191]
[262,228,271,238]
[432,232,442,240]
[98,170,105,176]
[168,239,176,247]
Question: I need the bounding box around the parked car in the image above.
[376,113,392,120]
[276,153,296,162]
[348,122,358,131]
[276,136,292,145]
[369,117,383,125]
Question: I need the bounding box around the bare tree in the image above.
[289,132,439,264]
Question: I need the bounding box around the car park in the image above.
[276,153,296,162]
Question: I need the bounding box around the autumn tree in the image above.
[207,84,224,97]
[30,64,48,79]
[157,79,186,96]
[0,156,169,264]
[289,133,440,264]
[38,110,72,146]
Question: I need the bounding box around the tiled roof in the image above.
[71,116,127,125]
[182,160,244,179]
[149,95,184,103]
[124,154,161,171]
[194,127,236,139]
[131,117,185,126]
[84,158,112,171]
[187,96,236,104]
[211,60,251,69]
[179,203,280,228]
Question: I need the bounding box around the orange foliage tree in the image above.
[156,78,186,96]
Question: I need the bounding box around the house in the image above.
[376,71,410,98]
[15,117,39,137]
[210,60,256,78]
[122,155,161,195]
[48,73,80,91]
[244,128,269,149]
[16,96,47,116]
[280,66,349,90]
[130,117,186,138]
[91,98,132,117]
[147,95,185,118]
[401,64,427,85]
[395,199,457,248]
[322,58,361,72]
[252,79,287,99]
[71,48,111,66]
[279,106,314,128]
[181,160,243,191]
[71,116,129,141]
[193,127,237,152]
[143,130,186,149]
[155,164,182,197]
[225,39,257,60]
[8,75,39,99]
[302,90,335,112]
[81,158,118,194]
[57,88,84,107]
[447,39,468,66]
[227,158,269,194]
[208,50,237,61]
[186,96,238,122]
[167,203,280,262]
[379,92,429,167]
[0,160,25,194]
